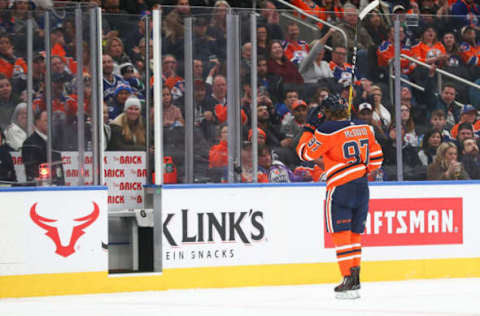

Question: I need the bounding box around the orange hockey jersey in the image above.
[290,0,324,29]
[377,40,415,74]
[410,41,446,64]
[459,41,480,66]
[297,120,383,189]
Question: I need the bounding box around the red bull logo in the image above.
[30,202,99,257]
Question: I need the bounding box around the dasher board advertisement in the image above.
[0,188,108,276]
[162,183,477,269]
[162,185,324,268]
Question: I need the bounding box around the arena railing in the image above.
[388,54,480,108]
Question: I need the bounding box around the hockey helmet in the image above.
[322,94,348,112]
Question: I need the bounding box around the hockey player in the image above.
[296,95,384,299]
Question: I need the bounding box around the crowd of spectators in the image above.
[0,0,480,184]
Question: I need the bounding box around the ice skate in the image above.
[334,275,360,299]
[351,266,361,290]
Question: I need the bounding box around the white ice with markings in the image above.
[1,278,479,316]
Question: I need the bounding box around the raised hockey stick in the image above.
[348,0,379,115]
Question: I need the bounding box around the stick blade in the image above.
[359,0,379,20]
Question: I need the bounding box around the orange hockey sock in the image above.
[331,231,353,277]
[351,233,362,267]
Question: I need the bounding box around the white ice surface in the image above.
[1,278,479,316]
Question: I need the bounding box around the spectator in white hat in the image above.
[108,96,145,151]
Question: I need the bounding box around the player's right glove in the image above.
[303,105,325,133]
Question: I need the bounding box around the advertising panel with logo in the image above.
[104,152,147,210]
[324,197,463,248]
[11,152,146,210]
[162,185,325,268]
[0,189,108,276]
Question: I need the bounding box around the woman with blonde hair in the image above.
[105,37,133,75]
[427,142,470,180]
[108,96,146,151]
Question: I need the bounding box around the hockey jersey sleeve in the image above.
[299,129,334,161]
[366,126,384,173]
[296,106,325,161]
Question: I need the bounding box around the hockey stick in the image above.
[348,0,379,115]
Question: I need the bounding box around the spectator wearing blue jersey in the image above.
[107,83,132,121]
[120,63,144,99]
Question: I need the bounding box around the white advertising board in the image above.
[162,183,479,269]
[11,151,146,210]
[162,185,324,268]
[0,188,108,276]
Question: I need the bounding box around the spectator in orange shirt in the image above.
[0,33,27,81]
[248,128,267,145]
[411,26,448,66]
[450,105,479,138]
[318,0,344,25]
[33,71,73,117]
[208,124,228,168]
[281,22,310,65]
[376,25,414,77]
[162,54,182,87]
[50,26,66,58]
[290,0,324,29]
[459,25,480,66]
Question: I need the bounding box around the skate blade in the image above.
[335,290,360,300]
